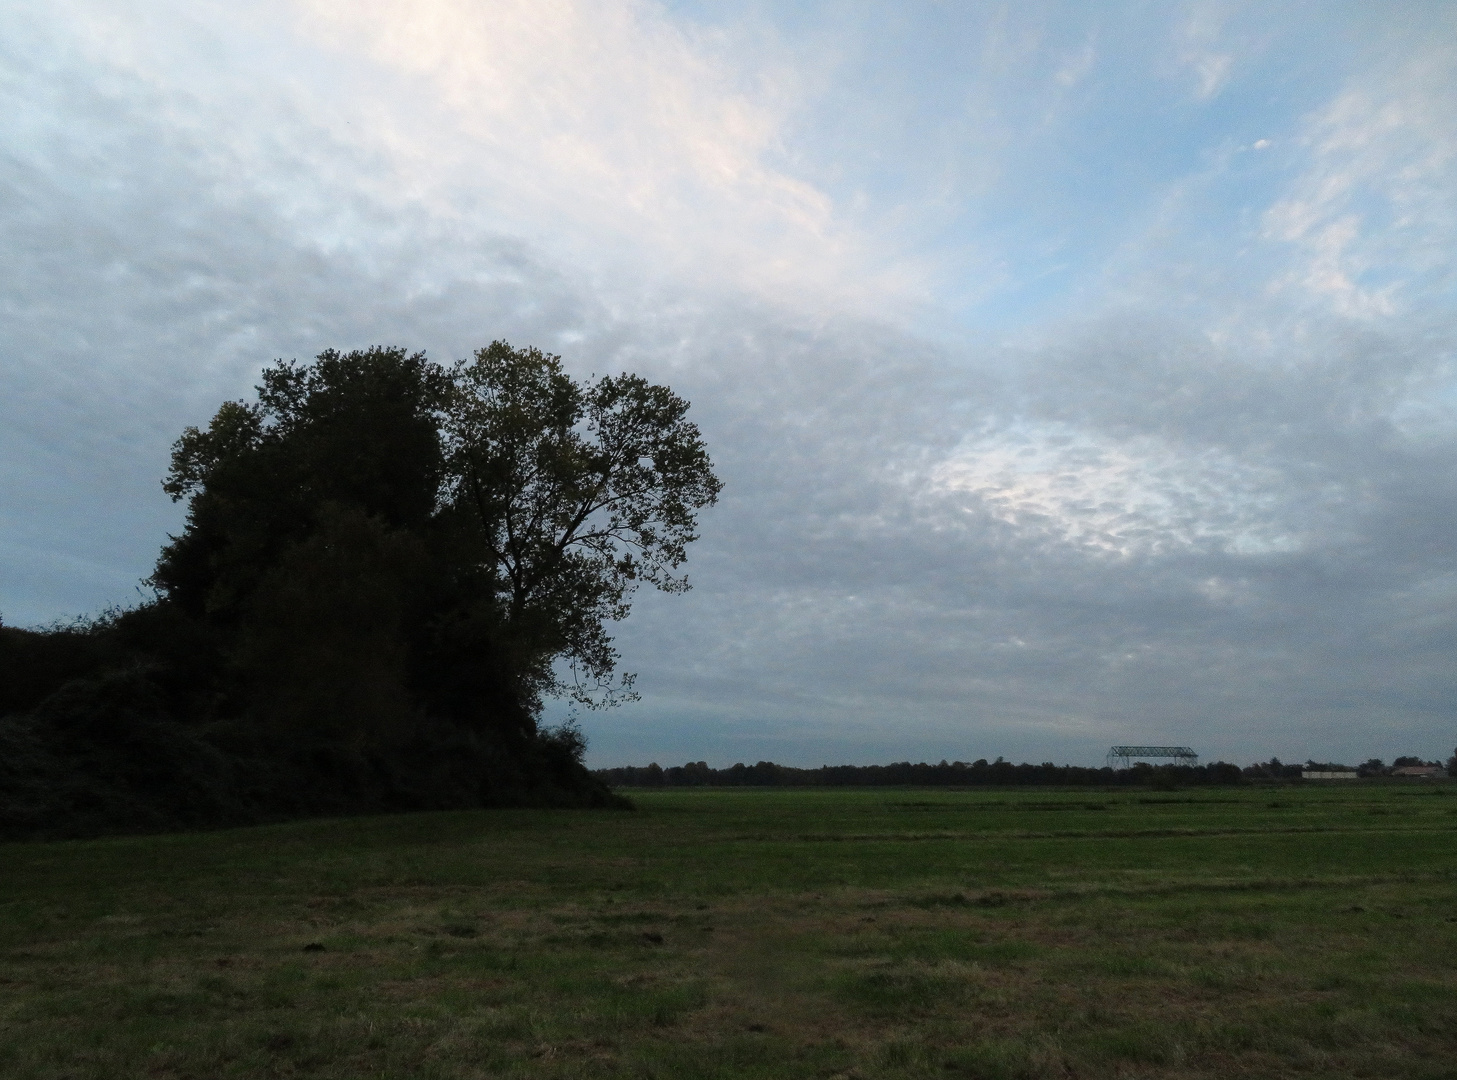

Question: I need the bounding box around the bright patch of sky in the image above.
[662,0,1388,332]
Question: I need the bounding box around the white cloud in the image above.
[929,422,1298,557]
[1262,45,1457,316]
[18,0,923,324]
[1172,2,1237,100]
[285,0,917,313]
[1053,42,1096,88]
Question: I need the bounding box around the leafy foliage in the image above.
[444,342,722,705]
[154,342,720,715]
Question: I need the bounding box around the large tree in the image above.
[153,343,721,732]
[444,341,723,706]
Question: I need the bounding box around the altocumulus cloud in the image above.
[1,0,1454,768]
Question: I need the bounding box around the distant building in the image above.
[1391,765,1444,778]
[1302,769,1358,780]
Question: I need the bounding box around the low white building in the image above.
[1302,769,1358,780]
[1392,765,1444,778]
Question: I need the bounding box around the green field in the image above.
[3,784,1456,1078]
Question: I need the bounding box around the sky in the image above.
[2,0,1455,770]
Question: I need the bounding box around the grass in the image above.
[2,783,1456,1078]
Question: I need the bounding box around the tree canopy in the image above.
[155,342,721,720]
[443,342,722,705]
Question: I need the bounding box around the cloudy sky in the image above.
[3,0,1455,769]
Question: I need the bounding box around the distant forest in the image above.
[597,759,1249,787]
[597,755,1456,787]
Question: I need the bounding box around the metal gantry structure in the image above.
[1106,745,1199,769]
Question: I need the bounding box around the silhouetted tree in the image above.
[2,343,718,836]
[443,342,722,707]
[153,343,720,733]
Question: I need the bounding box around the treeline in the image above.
[1,344,721,839]
[596,758,1247,788]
